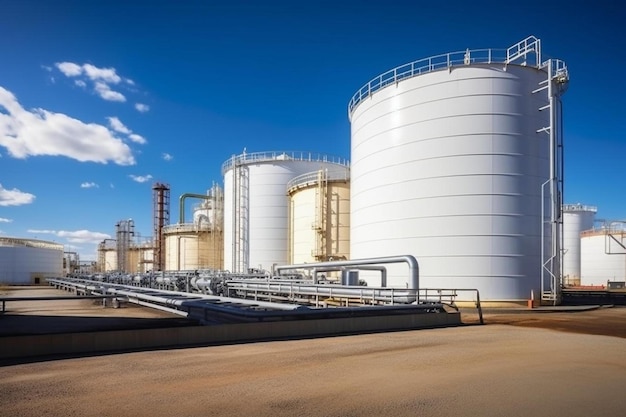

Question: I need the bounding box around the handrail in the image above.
[221,151,350,175]
[348,35,566,117]
[348,47,507,116]
[286,167,350,191]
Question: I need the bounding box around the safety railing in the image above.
[348,47,508,116]
[420,288,483,324]
[221,151,350,174]
[286,167,350,191]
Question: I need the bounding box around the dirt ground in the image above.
[1,287,625,417]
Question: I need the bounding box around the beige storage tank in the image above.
[288,167,350,264]
[164,185,224,271]
[580,226,626,286]
[127,244,154,273]
[164,223,223,270]
[103,248,117,272]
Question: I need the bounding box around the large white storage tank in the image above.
[580,227,626,286]
[0,237,63,284]
[562,204,597,286]
[287,167,350,264]
[348,36,568,303]
[222,151,349,273]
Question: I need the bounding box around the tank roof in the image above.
[221,150,349,175]
[348,35,568,117]
[0,237,64,250]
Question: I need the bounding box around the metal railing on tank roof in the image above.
[286,168,350,191]
[347,35,567,117]
[347,47,508,116]
[221,151,350,175]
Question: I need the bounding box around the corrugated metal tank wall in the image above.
[581,229,626,286]
[103,250,117,272]
[222,151,349,273]
[164,224,222,270]
[287,167,350,264]
[562,204,597,286]
[349,60,556,301]
[0,238,63,284]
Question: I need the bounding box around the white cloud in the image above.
[82,64,121,84]
[54,62,130,102]
[107,116,131,134]
[0,217,12,223]
[162,152,173,161]
[56,62,83,77]
[0,183,36,206]
[135,103,150,113]
[94,82,126,102]
[128,133,146,144]
[0,86,135,165]
[80,182,98,189]
[107,117,147,145]
[27,229,111,244]
[129,174,153,183]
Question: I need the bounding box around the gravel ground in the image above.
[1,287,625,417]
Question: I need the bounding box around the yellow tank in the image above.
[288,168,350,264]
[164,223,223,270]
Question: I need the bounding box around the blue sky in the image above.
[1,0,624,261]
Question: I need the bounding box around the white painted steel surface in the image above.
[562,204,597,285]
[0,238,63,284]
[288,168,350,264]
[223,151,349,273]
[580,230,626,286]
[349,59,554,301]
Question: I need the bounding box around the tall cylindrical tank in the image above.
[287,167,350,264]
[348,37,568,302]
[562,204,597,286]
[0,238,63,284]
[222,151,349,273]
[581,227,626,286]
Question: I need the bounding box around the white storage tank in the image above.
[562,204,597,286]
[348,36,568,302]
[222,151,349,273]
[581,227,626,286]
[287,167,350,264]
[0,237,63,284]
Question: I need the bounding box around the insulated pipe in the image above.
[276,255,418,292]
[179,193,211,224]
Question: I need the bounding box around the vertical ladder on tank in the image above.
[313,169,328,261]
[232,161,250,273]
[534,59,568,303]
[507,36,567,304]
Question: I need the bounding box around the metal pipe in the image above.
[179,193,211,224]
[310,266,386,286]
[276,255,418,292]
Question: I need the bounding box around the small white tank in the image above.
[562,204,597,286]
[581,227,626,286]
[222,151,349,273]
[0,238,63,284]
